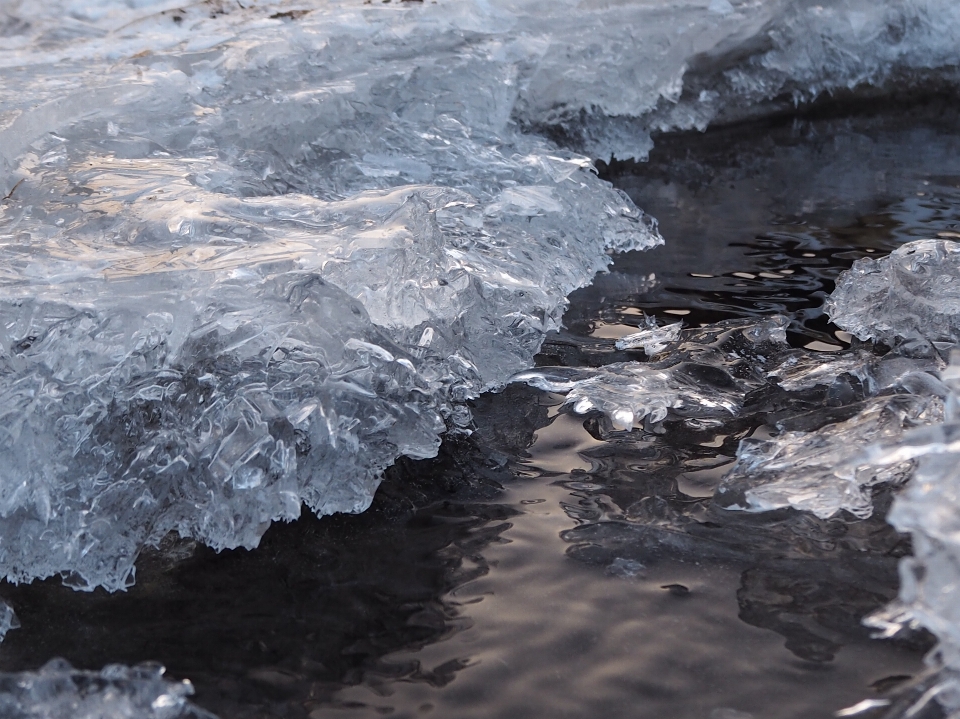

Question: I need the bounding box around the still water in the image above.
[4,99,960,719]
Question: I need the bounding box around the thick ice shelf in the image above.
[0,0,663,591]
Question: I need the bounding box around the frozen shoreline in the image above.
[4,1,960,716]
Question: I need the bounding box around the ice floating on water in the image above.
[1,0,960,713]
[614,317,683,355]
[0,659,213,719]
[520,309,950,519]
[514,316,788,430]
[718,394,942,519]
[826,239,960,347]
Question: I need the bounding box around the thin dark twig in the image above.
[2,178,24,203]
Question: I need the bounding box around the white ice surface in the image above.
[0,0,666,591]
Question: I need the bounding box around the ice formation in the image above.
[0,0,670,591]
[718,394,942,519]
[513,316,788,430]
[826,239,960,348]
[520,308,951,519]
[853,358,960,715]
[0,659,213,719]
[742,241,960,714]
[0,600,19,643]
[614,316,682,355]
[1,0,959,656]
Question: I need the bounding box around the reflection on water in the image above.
[0,384,927,719]
[326,409,923,719]
[6,103,960,717]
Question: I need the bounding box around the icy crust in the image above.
[0,1,660,591]
[826,239,960,347]
[513,0,960,159]
[4,1,960,168]
[0,659,214,719]
[719,395,941,519]
[514,316,789,431]
[518,312,954,518]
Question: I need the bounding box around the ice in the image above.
[2,1,959,175]
[517,308,948,519]
[0,0,668,591]
[826,239,960,347]
[512,0,960,160]
[714,344,949,519]
[711,250,960,520]
[856,355,960,715]
[0,0,958,617]
[0,600,19,643]
[614,316,683,355]
[513,316,788,431]
[717,394,942,519]
[0,659,214,719]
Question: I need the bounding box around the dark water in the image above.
[5,100,960,718]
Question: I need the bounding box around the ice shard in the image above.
[717,394,942,519]
[513,316,788,430]
[614,317,683,355]
[0,659,214,719]
[0,0,959,601]
[826,239,960,347]
[858,356,960,715]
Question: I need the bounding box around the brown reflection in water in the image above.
[323,412,925,719]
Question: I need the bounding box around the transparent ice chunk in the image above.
[717,394,942,519]
[858,356,960,714]
[614,317,683,356]
[0,601,19,643]
[826,239,960,346]
[0,659,214,719]
[769,350,947,396]
[514,316,788,431]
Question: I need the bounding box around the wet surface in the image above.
[567,96,960,351]
[5,102,960,718]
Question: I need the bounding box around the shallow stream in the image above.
[4,99,960,718]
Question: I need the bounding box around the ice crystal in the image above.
[0,659,213,719]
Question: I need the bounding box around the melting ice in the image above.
[520,239,960,716]
[6,0,960,715]
[3,0,960,591]
[1,0,671,592]
[0,659,213,719]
